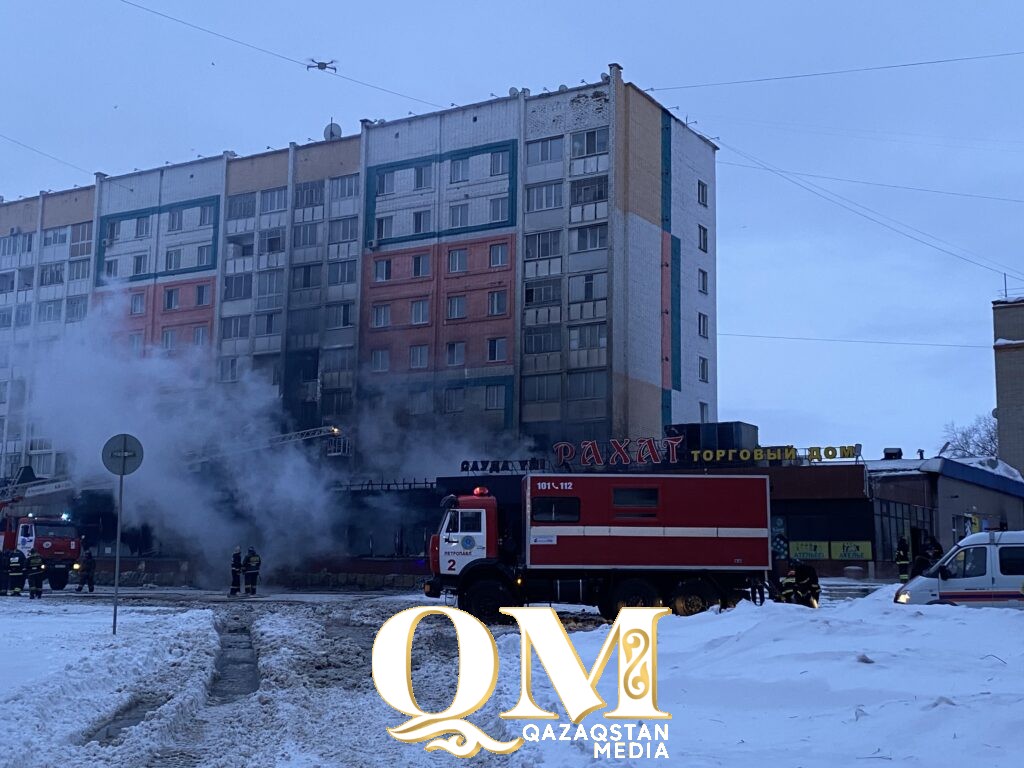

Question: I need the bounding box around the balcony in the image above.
[569,153,609,177]
[569,201,608,223]
[568,300,607,321]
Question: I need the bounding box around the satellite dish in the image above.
[508,87,519,97]
[323,123,342,140]
[558,84,568,92]
[600,73,610,83]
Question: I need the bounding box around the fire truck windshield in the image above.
[34,522,78,538]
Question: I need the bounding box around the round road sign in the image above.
[102,433,144,476]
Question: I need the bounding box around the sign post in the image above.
[102,433,144,636]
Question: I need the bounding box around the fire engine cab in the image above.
[425,473,771,622]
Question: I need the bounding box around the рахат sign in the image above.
[553,439,860,467]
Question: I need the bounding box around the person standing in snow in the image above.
[779,566,796,603]
[0,549,8,596]
[243,547,261,596]
[793,560,821,608]
[925,535,944,564]
[747,573,766,605]
[6,548,26,596]
[895,538,911,583]
[26,548,45,599]
[76,550,96,593]
[229,546,242,596]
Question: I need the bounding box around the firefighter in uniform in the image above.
[229,547,242,596]
[243,547,261,596]
[76,550,96,593]
[0,549,8,596]
[793,560,821,608]
[779,567,797,603]
[7,548,26,597]
[895,537,911,584]
[27,548,45,599]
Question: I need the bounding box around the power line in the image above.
[650,49,1024,91]
[720,332,989,350]
[116,0,443,109]
[0,132,94,177]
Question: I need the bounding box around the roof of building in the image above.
[865,456,1024,499]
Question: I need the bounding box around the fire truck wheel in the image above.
[669,583,714,617]
[48,572,68,591]
[466,580,514,625]
[609,579,661,613]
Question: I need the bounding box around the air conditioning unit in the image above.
[8,227,20,236]
[367,240,378,250]
[101,238,112,248]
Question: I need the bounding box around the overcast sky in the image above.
[2,1,1021,459]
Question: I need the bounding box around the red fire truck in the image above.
[1,473,82,590]
[424,473,771,622]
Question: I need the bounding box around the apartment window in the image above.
[570,176,608,205]
[526,182,563,212]
[372,170,394,197]
[330,174,359,199]
[43,227,67,246]
[104,259,118,278]
[409,344,428,369]
[568,272,607,302]
[447,295,466,320]
[698,224,708,253]
[526,136,564,165]
[325,302,354,329]
[123,333,142,356]
[412,253,430,277]
[227,193,256,219]
[0,273,12,293]
[294,181,324,208]
[371,349,389,372]
[698,268,708,294]
[290,265,321,290]
[39,263,64,286]
[487,337,507,362]
[490,150,509,176]
[372,304,391,328]
[70,222,92,257]
[130,293,145,315]
[106,220,121,241]
[259,227,284,253]
[162,328,177,350]
[219,357,238,382]
[164,288,179,310]
[487,290,507,316]
[288,308,319,334]
[699,401,710,423]
[410,299,429,325]
[328,260,356,285]
[698,356,709,382]
[444,387,465,413]
[255,312,281,336]
[489,196,509,222]
[523,374,560,402]
[413,210,431,234]
[450,158,469,183]
[14,305,31,327]
[407,390,431,415]
[447,248,468,273]
[697,179,709,207]
[167,209,183,232]
[222,316,251,340]
[374,259,392,283]
[449,204,469,228]
[224,274,253,300]
[261,187,287,213]
[571,223,607,252]
[570,126,609,158]
[65,296,87,323]
[414,164,432,189]
[194,244,212,267]
[525,278,559,306]
[0,308,10,327]
[328,217,358,244]
[193,326,208,346]
[293,223,319,248]
[67,259,89,281]
[132,254,146,276]
[199,204,215,226]
[165,248,182,271]
[524,325,561,354]
[36,300,62,323]
[196,284,210,306]
[485,385,505,410]
[524,230,561,260]
[569,323,607,350]
[568,371,607,400]
[488,243,508,268]
[375,216,393,240]
[698,312,709,338]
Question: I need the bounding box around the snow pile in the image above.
[950,456,1024,483]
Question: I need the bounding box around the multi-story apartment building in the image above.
[993,297,1024,472]
[0,64,716,474]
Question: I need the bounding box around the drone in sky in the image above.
[307,59,337,73]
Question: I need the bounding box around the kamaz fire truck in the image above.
[424,473,771,622]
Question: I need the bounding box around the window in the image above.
[193,326,208,346]
[414,164,432,189]
[571,126,609,158]
[447,295,466,320]
[199,204,215,226]
[410,299,429,325]
[374,259,392,282]
[221,316,251,340]
[613,488,659,508]
[998,546,1024,575]
[526,182,563,212]
[70,222,92,257]
[489,243,508,267]
[412,253,430,277]
[327,260,356,285]
[164,288,179,310]
[698,312,709,338]
[698,224,708,252]
[0,308,11,327]
[487,290,507,316]
[698,356,709,382]
[523,374,560,402]
[290,265,321,290]
[525,278,559,306]
[261,187,287,213]
[525,326,561,354]
[449,204,469,228]
[259,227,284,253]
[375,216,393,240]
[67,259,89,281]
[372,304,391,328]
[413,210,431,234]
[376,170,395,196]
[128,333,143,356]
[43,227,67,246]
[489,196,509,222]
[330,174,359,200]
[224,274,254,300]
[165,248,182,271]
[532,497,580,523]
[39,264,64,286]
[325,302,353,329]
[105,259,118,278]
[570,176,608,205]
[450,158,469,183]
[697,179,708,207]
[132,254,147,276]
[328,217,359,243]
[409,344,428,369]
[568,371,607,399]
[197,245,213,267]
[699,401,710,423]
[167,209,183,232]
[294,181,323,208]
[0,273,12,293]
[14,305,31,327]
[130,293,145,315]
[227,193,256,219]
[569,323,607,350]
[196,284,210,306]
[525,230,561,260]
[568,272,607,302]
[219,357,238,382]
[571,224,607,252]
[255,313,281,336]
[448,249,468,273]
[36,300,62,323]
[485,385,505,410]
[293,223,319,248]
[444,387,465,413]
[371,349,389,372]
[487,337,507,362]
[698,268,708,294]
[946,547,988,579]
[485,151,507,177]
[106,220,121,242]
[526,136,564,165]
[65,296,87,323]
[407,390,431,415]
[162,328,177,350]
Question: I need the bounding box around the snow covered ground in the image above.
[1,589,1022,767]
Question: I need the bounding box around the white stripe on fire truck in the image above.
[533,526,769,538]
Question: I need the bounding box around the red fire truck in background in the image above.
[424,473,771,622]
[1,471,82,590]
